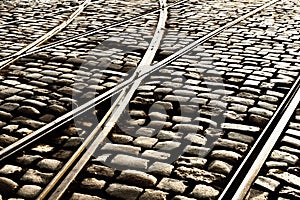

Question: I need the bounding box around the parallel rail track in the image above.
[0,0,280,163]
[1,0,299,199]
[39,1,168,198]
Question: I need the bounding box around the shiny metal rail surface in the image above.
[40,0,168,198]
[0,0,188,161]
[0,0,295,199]
[0,0,277,162]
[0,0,186,65]
[36,0,281,199]
[218,6,300,196]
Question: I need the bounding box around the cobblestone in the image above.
[16,154,43,166]
[221,123,260,133]
[80,178,106,190]
[0,134,18,146]
[210,150,242,163]
[0,177,18,193]
[246,189,269,200]
[254,176,280,192]
[20,169,53,185]
[142,150,170,160]
[270,150,298,165]
[176,156,207,168]
[37,159,63,171]
[70,193,104,200]
[111,154,149,170]
[0,111,13,121]
[228,132,255,144]
[17,185,42,199]
[157,130,183,140]
[248,107,273,118]
[190,184,219,199]
[173,124,203,133]
[279,186,300,199]
[157,178,187,193]
[268,169,300,188]
[0,103,19,111]
[172,196,197,200]
[117,170,157,187]
[148,162,174,176]
[0,165,22,175]
[214,138,248,153]
[101,143,141,155]
[175,166,225,184]
[281,135,300,148]
[154,141,181,151]
[106,183,143,200]
[184,133,207,145]
[86,164,114,178]
[133,137,158,148]
[208,160,233,174]
[139,189,168,200]
[17,106,41,116]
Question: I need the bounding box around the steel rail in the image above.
[219,59,300,199]
[0,0,92,69]
[0,0,189,65]
[216,1,300,199]
[41,1,168,199]
[46,0,282,198]
[0,0,278,163]
[0,0,186,159]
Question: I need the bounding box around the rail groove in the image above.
[216,0,300,198]
[0,0,292,199]
[0,0,279,164]
[39,1,168,199]
[0,0,188,161]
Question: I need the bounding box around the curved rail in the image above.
[40,0,281,199]
[0,0,190,161]
[0,0,280,163]
[39,1,168,199]
[0,0,189,68]
[0,1,284,199]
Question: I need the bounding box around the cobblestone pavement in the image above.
[248,109,300,197]
[61,0,300,199]
[247,104,300,199]
[0,0,300,199]
[157,0,271,58]
[0,0,159,58]
[47,0,159,42]
[0,0,80,58]
[0,7,159,150]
